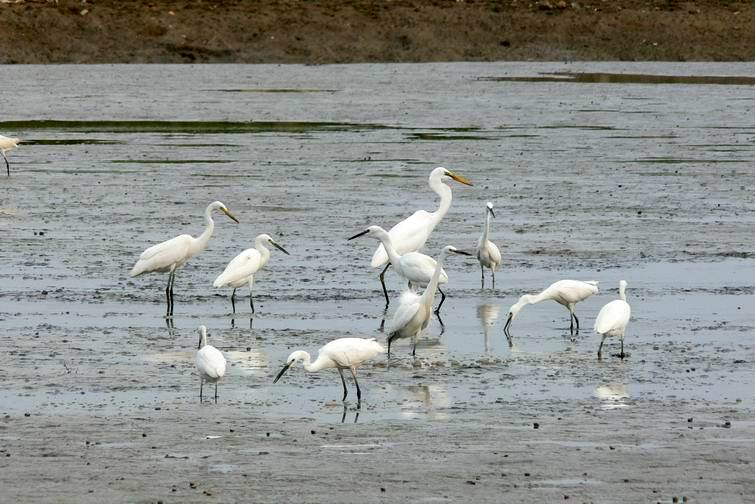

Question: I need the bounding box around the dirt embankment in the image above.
[0,0,753,64]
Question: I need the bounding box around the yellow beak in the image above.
[221,207,240,223]
[447,171,473,186]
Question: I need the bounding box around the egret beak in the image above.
[273,362,292,384]
[221,207,240,223]
[271,241,290,255]
[451,250,473,256]
[446,171,473,187]
[488,207,496,218]
[347,229,370,241]
[503,313,513,338]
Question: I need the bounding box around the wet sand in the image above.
[0,63,754,502]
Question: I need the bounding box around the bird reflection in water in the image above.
[477,303,500,352]
[594,383,629,410]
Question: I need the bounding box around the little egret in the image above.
[476,202,502,289]
[595,280,632,360]
[387,245,470,356]
[273,337,385,407]
[369,167,472,306]
[0,135,20,176]
[503,279,599,337]
[130,201,239,318]
[349,225,451,314]
[195,325,227,402]
[213,233,289,314]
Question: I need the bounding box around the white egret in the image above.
[213,233,289,314]
[387,245,470,356]
[273,338,385,407]
[476,202,502,289]
[369,167,473,306]
[595,280,631,360]
[0,135,20,176]
[349,225,451,314]
[195,325,227,402]
[503,279,599,337]
[129,201,239,318]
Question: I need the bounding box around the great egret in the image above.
[213,233,289,314]
[0,135,20,176]
[130,201,239,318]
[387,245,470,356]
[503,279,599,337]
[476,202,502,289]
[273,337,385,407]
[595,280,631,360]
[349,225,451,314]
[370,167,472,306]
[195,325,227,402]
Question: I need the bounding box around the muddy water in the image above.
[0,63,753,502]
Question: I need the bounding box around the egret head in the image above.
[503,296,530,338]
[443,245,472,257]
[431,166,473,187]
[197,325,208,350]
[257,234,290,255]
[619,280,628,290]
[486,201,496,218]
[348,225,388,241]
[208,201,240,223]
[273,350,309,383]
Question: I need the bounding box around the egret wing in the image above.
[130,235,192,276]
[370,210,435,267]
[594,300,631,334]
[196,346,227,379]
[388,291,422,334]
[550,279,599,303]
[319,337,385,367]
[400,252,448,285]
[487,241,502,267]
[214,248,261,287]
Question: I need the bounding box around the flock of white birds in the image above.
[123,165,633,406]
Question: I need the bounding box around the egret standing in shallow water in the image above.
[387,245,470,356]
[503,279,599,337]
[369,167,473,306]
[349,225,452,314]
[195,325,227,402]
[213,233,289,314]
[476,202,502,289]
[595,280,632,360]
[0,135,20,176]
[273,338,385,407]
[130,201,239,318]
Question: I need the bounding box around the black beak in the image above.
[272,242,290,255]
[488,207,496,218]
[273,362,292,384]
[348,229,370,241]
[503,313,513,338]
[452,250,473,256]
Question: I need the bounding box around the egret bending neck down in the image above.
[130,201,240,319]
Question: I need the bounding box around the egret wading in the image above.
[503,279,599,337]
[195,325,227,402]
[0,135,20,176]
[595,280,632,360]
[214,234,289,314]
[369,167,472,307]
[349,225,451,314]
[476,202,502,289]
[273,338,385,407]
[130,201,239,318]
[387,245,470,356]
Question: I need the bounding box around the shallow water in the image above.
[0,63,753,501]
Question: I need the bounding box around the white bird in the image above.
[349,225,452,314]
[0,135,20,176]
[368,167,472,306]
[130,201,239,318]
[387,245,470,356]
[503,279,599,337]
[213,233,289,314]
[476,202,502,289]
[595,280,631,360]
[273,337,385,407]
[195,325,227,402]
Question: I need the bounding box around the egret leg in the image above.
[597,335,606,360]
[434,287,446,315]
[437,311,445,329]
[2,152,9,176]
[231,288,236,314]
[569,312,574,334]
[338,368,348,401]
[480,264,485,289]
[379,263,391,308]
[214,383,218,403]
[387,334,394,357]
[492,270,496,290]
[340,405,347,424]
[573,312,580,332]
[412,335,417,357]
[620,339,625,360]
[199,379,203,402]
[248,276,255,313]
[165,271,175,318]
[350,367,362,408]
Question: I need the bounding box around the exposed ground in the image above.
[0,0,754,63]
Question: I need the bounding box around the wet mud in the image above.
[0,63,753,502]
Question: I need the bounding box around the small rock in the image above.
[380,487,386,492]
[533,422,540,429]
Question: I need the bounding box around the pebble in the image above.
[533,422,540,429]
